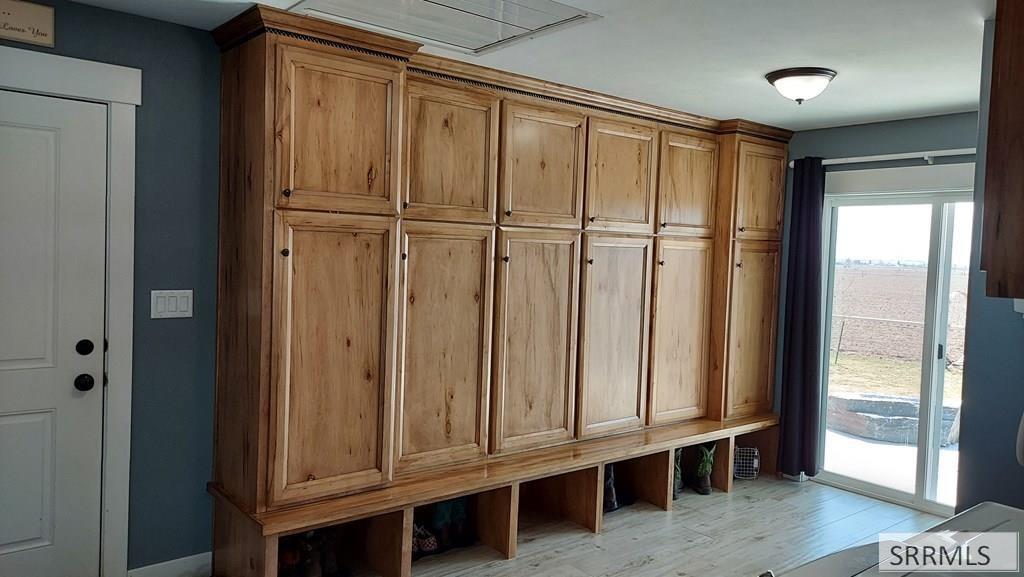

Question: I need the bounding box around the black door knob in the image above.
[76,339,95,355]
[74,374,95,392]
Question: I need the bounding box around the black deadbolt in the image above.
[74,374,95,392]
[76,339,95,355]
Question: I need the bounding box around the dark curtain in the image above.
[779,157,826,478]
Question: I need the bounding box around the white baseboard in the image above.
[128,552,211,577]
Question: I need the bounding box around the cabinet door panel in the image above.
[585,119,657,234]
[735,140,785,240]
[726,240,780,418]
[397,222,494,473]
[500,103,586,228]
[657,131,718,237]
[578,234,653,438]
[649,238,712,425]
[275,44,402,214]
[270,212,397,505]
[405,81,498,223]
[493,229,580,453]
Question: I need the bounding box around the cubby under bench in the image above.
[210,415,779,577]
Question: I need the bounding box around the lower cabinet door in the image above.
[577,234,653,438]
[492,228,581,453]
[648,238,713,425]
[269,211,398,506]
[396,221,494,473]
[725,239,781,418]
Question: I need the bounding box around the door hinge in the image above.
[937,344,944,360]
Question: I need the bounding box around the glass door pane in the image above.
[823,204,933,494]
[934,202,972,506]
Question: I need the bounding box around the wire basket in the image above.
[734,447,760,480]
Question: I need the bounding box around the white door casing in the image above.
[0,90,107,576]
[0,45,139,577]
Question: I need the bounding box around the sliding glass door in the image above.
[819,190,972,515]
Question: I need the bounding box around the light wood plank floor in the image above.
[413,477,940,577]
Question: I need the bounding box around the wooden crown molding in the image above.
[212,7,792,142]
[213,5,422,58]
[408,53,722,133]
[717,119,793,143]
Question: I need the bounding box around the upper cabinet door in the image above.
[648,237,712,425]
[584,118,657,234]
[734,139,786,240]
[725,240,780,419]
[492,228,580,453]
[657,131,718,237]
[577,234,653,439]
[500,102,586,228]
[404,80,499,223]
[274,44,403,215]
[270,212,398,506]
[396,222,494,473]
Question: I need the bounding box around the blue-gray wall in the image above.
[1,0,219,568]
[781,19,1024,511]
[957,20,1024,512]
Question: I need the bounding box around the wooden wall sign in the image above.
[0,0,54,47]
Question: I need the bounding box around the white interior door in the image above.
[0,90,107,577]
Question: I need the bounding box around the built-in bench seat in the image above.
[210,414,779,577]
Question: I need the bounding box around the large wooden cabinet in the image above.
[395,222,493,473]
[492,228,580,453]
[404,80,498,223]
[584,118,658,234]
[734,139,786,240]
[270,212,398,505]
[657,130,718,236]
[274,43,404,215]
[213,11,791,568]
[710,133,787,420]
[577,234,653,438]
[725,240,781,418]
[648,238,713,425]
[500,101,586,228]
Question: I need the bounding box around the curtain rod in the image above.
[788,147,976,168]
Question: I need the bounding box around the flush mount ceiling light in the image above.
[765,67,838,105]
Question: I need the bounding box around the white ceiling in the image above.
[72,0,993,131]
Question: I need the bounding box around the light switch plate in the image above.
[151,290,193,319]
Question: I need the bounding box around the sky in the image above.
[834,202,973,267]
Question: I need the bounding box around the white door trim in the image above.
[817,171,973,518]
[0,44,140,577]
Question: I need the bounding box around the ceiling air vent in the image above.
[288,0,599,54]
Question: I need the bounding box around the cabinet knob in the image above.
[281,248,290,257]
[502,256,510,263]
[586,258,594,265]
[661,222,668,229]
[589,216,596,223]
[282,188,292,198]
[401,253,408,261]
[738,226,746,232]
[403,201,409,209]
[658,260,665,266]
[505,210,512,217]
[735,261,743,269]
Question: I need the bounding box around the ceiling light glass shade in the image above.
[765,67,837,104]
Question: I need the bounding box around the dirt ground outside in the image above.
[826,264,967,404]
